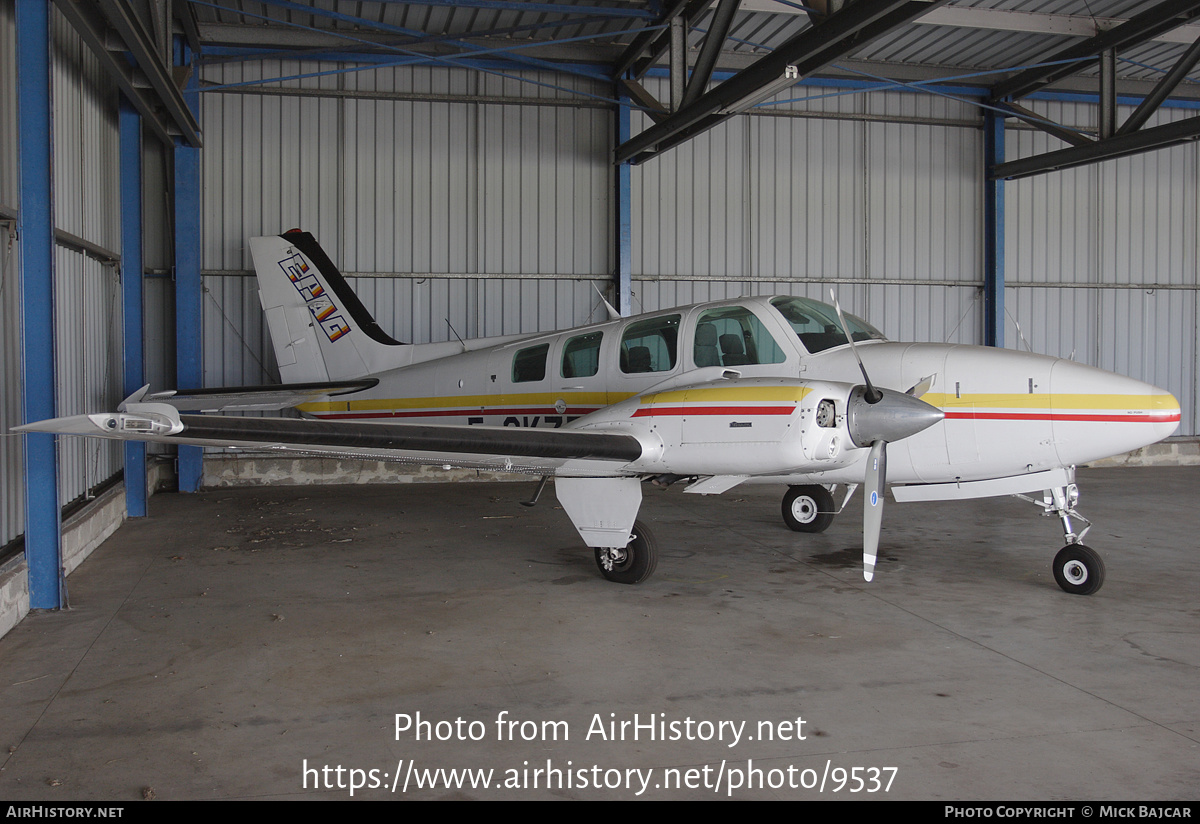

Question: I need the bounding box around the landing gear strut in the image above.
[1021,478,1105,595]
[595,520,658,585]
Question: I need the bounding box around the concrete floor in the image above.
[0,467,1197,801]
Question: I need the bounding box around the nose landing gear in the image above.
[1020,477,1104,595]
[1053,543,1105,595]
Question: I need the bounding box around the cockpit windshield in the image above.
[769,296,887,354]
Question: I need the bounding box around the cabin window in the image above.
[620,315,680,374]
[694,306,787,367]
[512,343,549,383]
[562,332,602,379]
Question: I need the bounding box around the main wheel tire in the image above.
[1052,544,1106,595]
[782,485,835,533]
[594,520,658,585]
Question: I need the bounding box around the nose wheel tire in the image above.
[782,485,835,533]
[1053,544,1105,595]
[595,520,658,585]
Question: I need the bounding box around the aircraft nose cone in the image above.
[1048,359,1181,464]
[846,386,945,448]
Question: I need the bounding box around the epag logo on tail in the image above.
[278,251,352,342]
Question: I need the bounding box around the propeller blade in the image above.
[830,290,882,403]
[863,440,887,582]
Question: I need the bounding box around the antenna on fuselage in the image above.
[445,318,468,353]
[592,283,621,321]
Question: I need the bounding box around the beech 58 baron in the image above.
[17,231,1181,595]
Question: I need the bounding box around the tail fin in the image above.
[249,231,405,383]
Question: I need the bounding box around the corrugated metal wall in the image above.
[2,3,125,543]
[631,81,985,348]
[1,0,23,549]
[142,135,174,404]
[0,222,21,550]
[49,9,124,506]
[198,60,616,387]
[1006,100,1200,436]
[53,247,123,503]
[197,60,1198,437]
[0,0,15,213]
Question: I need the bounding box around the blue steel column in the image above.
[983,110,1005,348]
[16,0,64,608]
[174,41,203,491]
[120,101,147,517]
[615,90,633,316]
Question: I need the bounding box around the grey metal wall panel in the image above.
[202,274,278,389]
[51,9,119,251]
[200,60,611,278]
[864,117,981,283]
[1098,288,1197,439]
[749,114,866,280]
[53,248,123,505]
[198,60,615,392]
[1097,108,1197,288]
[1,224,23,548]
[142,129,172,272]
[631,82,982,346]
[0,0,16,213]
[0,1,19,547]
[143,276,174,393]
[633,116,752,279]
[1006,101,1200,435]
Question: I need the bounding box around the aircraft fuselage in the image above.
[293,296,1180,487]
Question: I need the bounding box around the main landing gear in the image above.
[595,520,658,585]
[1020,480,1105,595]
[781,485,836,533]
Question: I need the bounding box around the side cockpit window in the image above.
[620,315,680,374]
[694,306,787,367]
[512,343,549,383]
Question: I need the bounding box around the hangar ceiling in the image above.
[189,0,1200,93]
[60,0,1200,174]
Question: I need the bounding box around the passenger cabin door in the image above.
[552,330,609,422]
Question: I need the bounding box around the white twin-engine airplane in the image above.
[18,231,1182,594]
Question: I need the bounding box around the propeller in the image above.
[832,294,883,404]
[830,292,944,581]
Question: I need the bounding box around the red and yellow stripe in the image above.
[922,392,1180,424]
[633,385,811,418]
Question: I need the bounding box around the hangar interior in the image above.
[2,0,1200,692]
[4,0,1200,629]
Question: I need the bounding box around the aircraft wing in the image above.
[14,405,645,477]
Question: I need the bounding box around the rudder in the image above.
[249,231,406,383]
